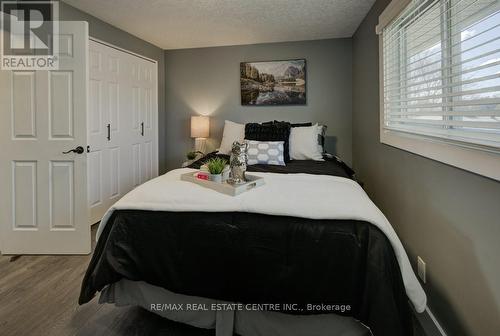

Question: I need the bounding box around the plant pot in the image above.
[210,174,222,183]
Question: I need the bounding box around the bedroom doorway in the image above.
[0,26,159,255]
[0,22,91,254]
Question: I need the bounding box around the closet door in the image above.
[88,41,130,224]
[129,57,158,187]
[88,40,158,225]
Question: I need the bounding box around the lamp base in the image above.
[194,138,207,154]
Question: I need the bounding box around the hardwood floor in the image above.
[0,227,214,336]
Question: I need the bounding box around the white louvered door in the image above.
[0,22,90,254]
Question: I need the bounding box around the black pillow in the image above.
[291,122,312,127]
[245,122,292,162]
[267,120,312,128]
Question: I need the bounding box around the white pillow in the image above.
[289,124,324,161]
[218,120,245,154]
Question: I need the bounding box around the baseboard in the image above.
[415,307,447,336]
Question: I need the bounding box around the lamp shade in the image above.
[190,116,209,138]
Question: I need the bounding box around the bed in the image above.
[79,154,426,336]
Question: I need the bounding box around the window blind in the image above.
[382,0,500,149]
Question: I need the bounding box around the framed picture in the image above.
[240,59,306,105]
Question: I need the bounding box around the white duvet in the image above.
[96,168,427,313]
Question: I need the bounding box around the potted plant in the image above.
[186,151,204,160]
[205,157,227,183]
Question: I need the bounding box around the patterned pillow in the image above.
[246,140,285,166]
[244,122,291,162]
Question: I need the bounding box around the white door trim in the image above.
[89,37,158,64]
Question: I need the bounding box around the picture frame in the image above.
[240,59,307,106]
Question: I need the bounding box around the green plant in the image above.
[206,157,227,175]
[186,151,203,160]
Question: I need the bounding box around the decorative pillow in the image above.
[265,120,312,128]
[218,120,245,154]
[289,121,326,152]
[244,122,291,162]
[317,124,327,153]
[246,140,285,166]
[289,124,324,161]
[291,122,313,128]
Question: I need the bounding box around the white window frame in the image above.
[377,0,500,181]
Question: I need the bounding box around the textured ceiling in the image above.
[64,0,375,49]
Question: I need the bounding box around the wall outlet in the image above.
[417,256,426,283]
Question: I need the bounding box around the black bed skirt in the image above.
[79,210,412,336]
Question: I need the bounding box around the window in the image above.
[379,0,500,181]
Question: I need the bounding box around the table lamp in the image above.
[190,115,209,154]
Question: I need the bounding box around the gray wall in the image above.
[352,1,500,335]
[164,39,352,170]
[60,2,168,174]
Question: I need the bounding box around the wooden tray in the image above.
[181,172,265,196]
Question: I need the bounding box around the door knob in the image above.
[62,146,85,154]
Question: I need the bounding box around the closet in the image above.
[87,39,158,224]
